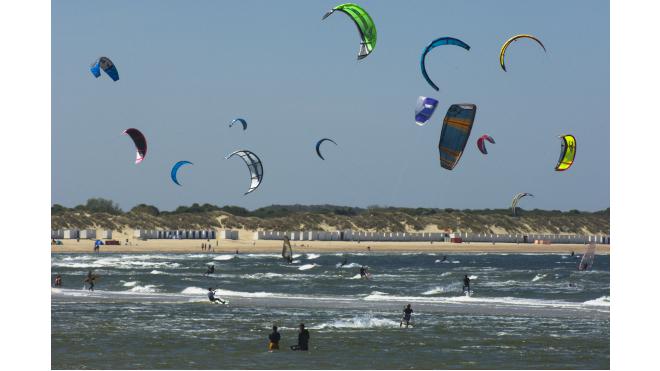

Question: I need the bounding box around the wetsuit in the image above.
[402,307,413,327]
[463,276,471,294]
[295,329,310,351]
[268,331,281,350]
[208,291,224,304]
[360,267,367,278]
[205,266,215,275]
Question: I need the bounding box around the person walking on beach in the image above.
[268,325,281,351]
[207,288,226,304]
[462,274,471,295]
[290,323,310,351]
[54,274,62,287]
[400,304,414,328]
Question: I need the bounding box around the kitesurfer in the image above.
[341,256,348,267]
[400,304,414,328]
[268,325,281,351]
[290,323,310,351]
[207,288,226,304]
[440,255,448,262]
[205,265,215,276]
[54,274,62,287]
[570,251,575,257]
[462,275,471,294]
[360,266,369,279]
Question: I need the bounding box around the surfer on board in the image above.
[207,288,226,304]
[268,325,281,351]
[360,266,369,279]
[290,323,310,351]
[204,265,215,276]
[462,275,471,295]
[400,304,414,328]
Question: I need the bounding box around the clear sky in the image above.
[52,0,609,212]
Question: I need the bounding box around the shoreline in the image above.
[51,239,610,255]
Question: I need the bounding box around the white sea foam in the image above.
[336,262,360,268]
[349,274,363,280]
[127,285,158,293]
[306,253,321,260]
[468,275,478,280]
[122,281,138,287]
[241,272,284,279]
[439,272,452,277]
[313,315,398,330]
[213,255,234,261]
[422,283,462,295]
[298,263,319,271]
[583,296,610,307]
[150,270,165,274]
[532,274,547,282]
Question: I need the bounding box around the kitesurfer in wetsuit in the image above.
[462,274,471,294]
[268,325,281,351]
[291,323,310,351]
[84,270,96,291]
[205,265,215,276]
[360,266,368,279]
[440,255,448,262]
[207,288,226,304]
[400,304,414,328]
[54,274,62,287]
[341,256,348,267]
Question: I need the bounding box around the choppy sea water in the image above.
[51,252,609,369]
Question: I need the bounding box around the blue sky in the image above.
[52,0,609,211]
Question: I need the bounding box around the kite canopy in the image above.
[123,128,147,164]
[229,118,247,131]
[555,135,576,171]
[477,134,495,155]
[225,150,263,195]
[315,138,338,160]
[171,161,193,186]
[511,192,534,216]
[415,96,439,126]
[322,3,377,60]
[499,34,546,71]
[438,104,477,170]
[421,37,470,91]
[90,56,119,81]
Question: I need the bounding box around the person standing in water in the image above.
[268,325,281,351]
[462,274,471,295]
[290,323,310,351]
[204,265,215,276]
[54,274,62,287]
[400,304,414,328]
[207,288,226,304]
[84,270,96,291]
[359,265,369,279]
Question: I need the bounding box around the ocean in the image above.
[51,252,609,369]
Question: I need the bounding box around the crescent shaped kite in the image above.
[477,135,495,155]
[322,3,377,60]
[229,118,247,131]
[225,150,263,195]
[170,161,193,186]
[555,135,576,171]
[122,128,147,164]
[511,192,534,216]
[421,37,470,91]
[90,56,119,81]
[499,34,546,72]
[315,138,338,160]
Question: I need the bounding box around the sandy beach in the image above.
[51,236,610,254]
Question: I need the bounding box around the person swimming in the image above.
[207,288,226,304]
[462,274,471,294]
[400,304,414,328]
[204,265,215,276]
[268,325,281,351]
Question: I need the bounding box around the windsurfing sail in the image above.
[555,134,576,171]
[90,56,119,81]
[282,235,293,262]
[123,128,147,164]
[499,34,546,72]
[438,103,477,170]
[322,3,377,60]
[414,96,439,126]
[578,243,596,271]
[225,150,263,195]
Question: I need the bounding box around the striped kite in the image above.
[225,150,263,195]
[438,104,477,170]
[414,96,439,126]
[511,192,534,216]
